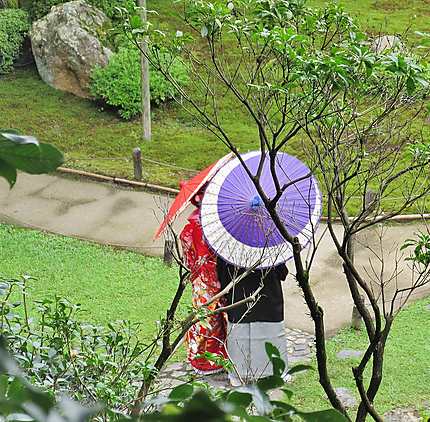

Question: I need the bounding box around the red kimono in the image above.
[180,209,227,373]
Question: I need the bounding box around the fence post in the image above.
[164,240,174,266]
[351,295,364,330]
[132,148,142,180]
[365,188,377,213]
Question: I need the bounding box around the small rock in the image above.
[294,343,307,351]
[336,349,364,360]
[426,304,430,311]
[384,408,420,422]
[289,356,310,363]
[293,350,309,357]
[335,387,357,409]
[294,338,307,345]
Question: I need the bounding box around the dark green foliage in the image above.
[89,0,136,20]
[0,8,29,73]
[29,0,136,22]
[90,45,189,119]
[0,0,19,8]
[401,232,430,268]
[0,340,102,422]
[0,130,63,187]
[29,0,66,21]
[0,277,347,421]
[0,277,152,412]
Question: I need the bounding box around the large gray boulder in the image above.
[31,0,112,98]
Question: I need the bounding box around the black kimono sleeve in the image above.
[217,257,288,324]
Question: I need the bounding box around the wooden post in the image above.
[138,0,151,141]
[351,295,364,330]
[164,240,174,266]
[132,148,143,180]
[365,188,377,214]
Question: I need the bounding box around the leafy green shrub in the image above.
[0,0,19,8]
[0,276,150,410]
[0,278,347,421]
[0,8,29,74]
[90,46,189,119]
[89,0,136,20]
[30,0,135,22]
[29,0,61,21]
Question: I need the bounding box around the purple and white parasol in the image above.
[200,151,322,269]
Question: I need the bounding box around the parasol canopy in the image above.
[154,153,232,240]
[200,151,322,268]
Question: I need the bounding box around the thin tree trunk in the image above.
[355,318,392,421]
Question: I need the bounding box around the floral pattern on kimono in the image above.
[180,209,227,373]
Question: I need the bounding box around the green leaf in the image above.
[180,391,225,419]
[130,14,142,29]
[298,409,349,422]
[226,391,252,408]
[7,378,27,403]
[0,375,8,397]
[265,342,285,376]
[0,133,38,146]
[0,158,17,187]
[272,356,286,377]
[287,364,314,376]
[257,375,284,392]
[281,387,294,400]
[236,385,272,416]
[5,413,33,421]
[0,141,63,175]
[406,77,416,95]
[168,383,194,402]
[0,129,20,136]
[265,342,281,359]
[415,31,430,38]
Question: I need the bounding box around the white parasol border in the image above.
[200,151,322,269]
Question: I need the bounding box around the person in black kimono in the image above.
[217,258,288,386]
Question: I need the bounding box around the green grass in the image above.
[1,223,429,413]
[290,297,430,416]
[0,223,187,336]
[310,0,430,42]
[0,66,259,187]
[0,0,429,213]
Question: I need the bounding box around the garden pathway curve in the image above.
[1,173,429,334]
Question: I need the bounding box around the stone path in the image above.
[156,328,315,392]
[383,409,422,422]
[1,173,429,334]
[1,173,430,416]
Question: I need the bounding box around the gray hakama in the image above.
[217,259,288,385]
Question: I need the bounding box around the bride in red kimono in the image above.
[180,188,227,374]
